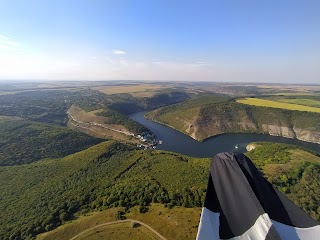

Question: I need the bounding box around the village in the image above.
[134,132,162,150]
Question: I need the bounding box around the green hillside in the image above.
[0,141,209,240]
[96,108,149,134]
[0,118,103,166]
[1,140,319,240]
[147,95,320,141]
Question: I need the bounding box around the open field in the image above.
[272,92,318,96]
[0,85,85,95]
[0,115,23,121]
[236,98,320,113]
[255,84,320,95]
[37,204,201,240]
[93,84,171,96]
[37,208,123,240]
[0,91,19,95]
[0,81,104,92]
[73,221,161,240]
[275,98,320,108]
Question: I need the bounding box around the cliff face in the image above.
[292,127,320,144]
[196,116,320,144]
[252,124,319,144]
[193,119,320,144]
[148,100,320,144]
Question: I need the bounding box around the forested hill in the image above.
[146,95,320,143]
[0,118,103,166]
[0,141,209,239]
[0,140,319,239]
[0,90,74,125]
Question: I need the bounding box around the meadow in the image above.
[275,98,320,108]
[37,205,201,240]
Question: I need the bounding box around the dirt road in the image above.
[69,219,167,240]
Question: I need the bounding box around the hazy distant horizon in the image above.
[0,1,319,83]
[0,79,319,86]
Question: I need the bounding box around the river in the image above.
[129,111,320,158]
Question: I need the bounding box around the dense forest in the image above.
[0,91,75,125]
[0,140,319,239]
[0,119,103,165]
[0,141,208,239]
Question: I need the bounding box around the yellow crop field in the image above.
[236,98,320,113]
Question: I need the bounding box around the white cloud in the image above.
[112,49,126,55]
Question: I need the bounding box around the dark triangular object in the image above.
[197,152,319,240]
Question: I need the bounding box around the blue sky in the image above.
[0,0,319,83]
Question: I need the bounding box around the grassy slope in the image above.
[237,98,320,113]
[0,118,103,166]
[74,222,160,240]
[37,207,124,240]
[147,95,320,141]
[38,205,201,240]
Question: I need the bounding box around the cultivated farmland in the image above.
[236,98,320,113]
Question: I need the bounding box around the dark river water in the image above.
[129,111,320,158]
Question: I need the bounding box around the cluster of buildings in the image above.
[135,132,162,149]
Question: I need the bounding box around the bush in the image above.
[131,221,140,228]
